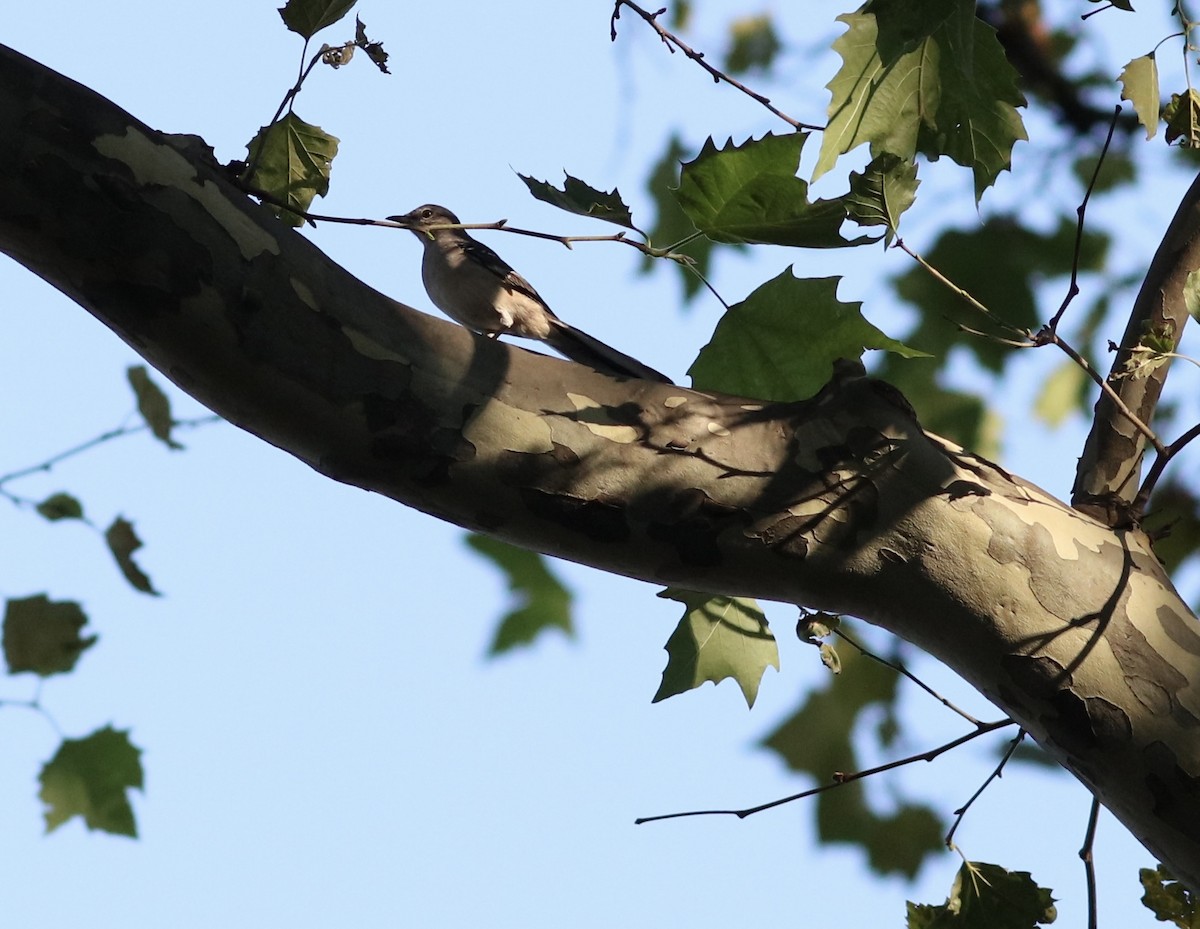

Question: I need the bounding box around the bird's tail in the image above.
[544,318,672,383]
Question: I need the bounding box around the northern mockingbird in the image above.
[388,204,671,383]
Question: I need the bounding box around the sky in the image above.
[0,2,1188,926]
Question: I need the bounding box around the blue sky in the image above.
[0,2,1184,926]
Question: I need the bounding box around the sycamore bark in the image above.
[3,44,1199,888]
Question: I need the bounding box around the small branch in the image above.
[1080,797,1101,929]
[894,238,1029,338]
[0,414,220,489]
[635,719,1015,825]
[833,626,985,725]
[944,729,1025,848]
[1134,420,1200,510]
[609,1,823,132]
[1047,106,1122,331]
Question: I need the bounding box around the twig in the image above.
[1080,796,1101,929]
[833,626,985,725]
[634,718,1015,825]
[609,1,823,132]
[1134,420,1200,510]
[1047,106,1122,331]
[0,415,220,489]
[894,238,1029,337]
[944,729,1025,848]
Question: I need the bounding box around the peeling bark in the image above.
[3,44,1200,888]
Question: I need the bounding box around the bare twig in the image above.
[1135,420,1200,511]
[945,729,1025,848]
[833,626,985,725]
[1047,106,1122,331]
[1080,796,1101,929]
[634,718,1015,825]
[609,1,823,132]
[0,414,220,492]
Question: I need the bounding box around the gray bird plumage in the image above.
[388,204,671,383]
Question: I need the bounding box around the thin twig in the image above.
[833,627,985,725]
[634,718,1015,825]
[0,414,220,489]
[1080,796,1101,929]
[945,729,1025,848]
[1135,419,1200,510]
[894,238,1030,337]
[1047,106,1122,331]
[609,1,823,132]
[1038,328,1164,456]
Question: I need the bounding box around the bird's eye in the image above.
[421,209,433,219]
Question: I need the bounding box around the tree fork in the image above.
[2,44,1199,887]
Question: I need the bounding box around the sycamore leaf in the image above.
[3,595,97,676]
[1143,483,1200,576]
[244,113,339,226]
[1119,53,1160,140]
[818,2,1026,200]
[1033,360,1089,427]
[278,0,357,39]
[40,727,143,837]
[127,365,182,450]
[518,173,638,230]
[35,492,85,522]
[677,133,873,248]
[653,589,777,708]
[640,135,726,302]
[762,645,944,876]
[908,861,1056,928]
[1140,864,1200,928]
[1185,269,1200,320]
[689,271,924,401]
[895,216,1108,372]
[846,152,920,239]
[1165,90,1200,148]
[724,14,781,74]
[105,517,160,596]
[466,534,573,655]
[354,17,389,74]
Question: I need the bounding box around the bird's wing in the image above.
[456,239,549,308]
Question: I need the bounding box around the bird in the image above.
[388,204,671,383]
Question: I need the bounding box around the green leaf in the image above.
[1119,53,1160,140]
[3,595,97,676]
[277,0,357,39]
[1033,360,1090,427]
[864,0,960,61]
[105,517,160,596]
[1140,863,1200,928]
[894,216,1109,371]
[1185,269,1200,321]
[762,645,944,876]
[518,173,638,230]
[724,14,781,74]
[127,364,182,450]
[1071,151,1136,193]
[40,726,143,837]
[676,133,873,248]
[818,3,1027,200]
[653,589,777,708]
[1165,90,1200,148]
[689,271,925,401]
[465,534,573,655]
[640,135,725,302]
[1143,482,1200,576]
[846,152,920,239]
[35,492,85,522]
[244,113,339,226]
[908,861,1056,928]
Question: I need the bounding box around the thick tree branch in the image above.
[1072,171,1200,522]
[3,44,1200,889]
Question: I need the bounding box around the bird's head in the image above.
[387,204,461,239]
